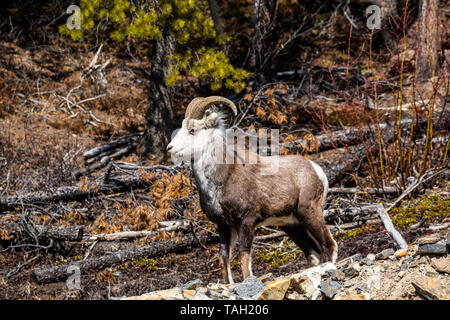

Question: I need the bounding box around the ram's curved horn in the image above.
[188,96,237,119]
[185,97,205,118]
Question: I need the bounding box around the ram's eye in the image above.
[189,129,195,135]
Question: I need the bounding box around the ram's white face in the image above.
[167,110,221,164]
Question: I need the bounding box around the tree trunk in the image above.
[415,0,440,83]
[252,0,270,83]
[141,25,176,159]
[208,0,228,55]
[379,0,399,51]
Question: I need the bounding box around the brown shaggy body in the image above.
[193,153,337,283]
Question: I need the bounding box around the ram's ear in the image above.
[203,109,220,128]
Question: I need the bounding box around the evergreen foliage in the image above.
[59,0,248,92]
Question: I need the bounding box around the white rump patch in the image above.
[309,160,329,199]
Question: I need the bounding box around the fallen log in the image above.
[75,134,141,177]
[321,143,372,187]
[285,113,449,155]
[324,204,380,224]
[0,175,151,213]
[31,232,219,284]
[328,187,401,195]
[82,134,141,159]
[84,220,189,242]
[320,113,449,187]
[4,224,84,242]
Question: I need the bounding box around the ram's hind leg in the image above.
[298,204,338,264]
[281,225,321,266]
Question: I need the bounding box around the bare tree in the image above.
[415,0,440,83]
[208,0,228,55]
[252,0,271,83]
[379,0,399,51]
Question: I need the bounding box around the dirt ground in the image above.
[0,224,425,300]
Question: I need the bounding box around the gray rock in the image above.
[348,253,363,262]
[401,261,409,271]
[342,262,360,278]
[181,279,203,291]
[285,291,306,300]
[412,276,450,300]
[376,248,395,260]
[366,253,376,261]
[207,283,231,291]
[430,258,450,274]
[355,283,370,293]
[231,276,266,299]
[342,280,355,288]
[388,255,398,261]
[192,292,213,300]
[324,269,336,278]
[337,253,362,268]
[361,258,374,266]
[289,262,337,293]
[333,269,346,281]
[417,234,441,245]
[320,280,342,299]
[207,289,226,300]
[446,233,450,252]
[311,289,324,300]
[417,244,447,255]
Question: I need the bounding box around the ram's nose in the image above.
[166,144,173,152]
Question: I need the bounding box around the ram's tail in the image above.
[309,160,329,203]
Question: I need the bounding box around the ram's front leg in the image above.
[237,218,256,280]
[218,223,234,284]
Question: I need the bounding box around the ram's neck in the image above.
[191,129,230,190]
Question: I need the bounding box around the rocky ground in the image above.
[123,230,449,300]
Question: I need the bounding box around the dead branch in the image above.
[328,187,401,195]
[386,168,448,212]
[75,134,142,177]
[328,218,381,233]
[84,220,189,242]
[82,134,141,159]
[376,204,408,251]
[31,231,219,284]
[324,204,381,224]
[254,230,287,241]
